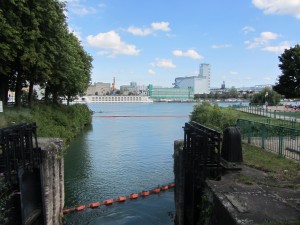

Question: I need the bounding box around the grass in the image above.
[0,103,92,144]
[255,221,300,225]
[242,143,300,188]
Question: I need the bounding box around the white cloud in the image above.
[71,6,97,15]
[127,26,152,36]
[148,69,156,75]
[127,21,171,36]
[64,0,79,3]
[172,49,203,60]
[211,44,232,49]
[262,41,291,54]
[245,31,279,49]
[98,3,106,8]
[252,0,300,19]
[263,76,272,81]
[65,0,105,16]
[151,58,176,68]
[68,26,82,41]
[229,71,239,75]
[151,22,171,31]
[87,31,140,57]
[241,26,255,35]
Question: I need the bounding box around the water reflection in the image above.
[64,103,195,224]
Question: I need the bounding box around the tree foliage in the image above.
[250,87,282,106]
[273,44,300,98]
[0,0,93,106]
[190,102,239,132]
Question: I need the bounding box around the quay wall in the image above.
[38,138,64,225]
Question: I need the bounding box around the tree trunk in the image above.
[44,86,50,104]
[28,81,34,107]
[52,91,58,104]
[15,72,22,107]
[67,95,70,106]
[0,75,9,105]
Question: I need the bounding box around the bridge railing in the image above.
[236,119,300,161]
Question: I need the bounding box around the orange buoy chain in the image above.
[63,182,175,214]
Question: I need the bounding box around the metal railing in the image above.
[183,121,222,180]
[0,123,40,183]
[236,119,300,161]
[234,105,300,122]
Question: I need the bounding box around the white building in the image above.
[120,82,148,95]
[174,63,211,94]
[86,82,111,96]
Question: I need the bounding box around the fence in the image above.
[179,121,222,225]
[236,119,300,161]
[234,105,300,122]
[183,121,222,180]
[0,123,44,225]
[0,123,40,183]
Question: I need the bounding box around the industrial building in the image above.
[148,84,193,99]
[120,82,148,95]
[174,63,211,94]
[85,82,111,96]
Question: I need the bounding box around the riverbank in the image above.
[207,144,300,224]
[0,104,92,143]
[174,140,300,225]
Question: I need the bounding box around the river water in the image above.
[63,102,195,225]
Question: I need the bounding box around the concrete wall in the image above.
[38,138,64,225]
[173,140,185,225]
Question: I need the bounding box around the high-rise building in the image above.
[174,63,211,94]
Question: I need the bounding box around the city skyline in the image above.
[65,0,300,88]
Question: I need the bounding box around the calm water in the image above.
[63,103,195,225]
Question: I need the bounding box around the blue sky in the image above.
[65,0,300,88]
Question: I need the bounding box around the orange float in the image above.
[89,202,101,208]
[103,199,114,205]
[161,185,169,191]
[63,208,74,214]
[75,205,86,211]
[169,183,175,188]
[129,193,139,199]
[152,188,160,194]
[141,191,150,197]
[116,196,127,202]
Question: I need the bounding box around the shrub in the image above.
[190,102,240,132]
[0,104,92,143]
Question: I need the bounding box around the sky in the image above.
[65,0,300,88]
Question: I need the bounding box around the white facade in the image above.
[86,82,111,96]
[120,82,148,95]
[174,63,211,94]
[82,95,153,103]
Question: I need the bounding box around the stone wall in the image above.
[38,138,64,225]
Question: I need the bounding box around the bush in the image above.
[190,102,239,132]
[0,104,92,143]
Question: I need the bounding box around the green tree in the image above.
[190,102,239,132]
[228,87,239,98]
[273,44,300,98]
[0,0,23,105]
[0,0,93,107]
[214,92,220,99]
[251,87,282,106]
[0,0,69,107]
[61,33,92,105]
